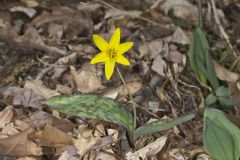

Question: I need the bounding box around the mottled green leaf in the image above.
[216,86,231,97]
[204,108,240,160]
[133,113,196,141]
[43,94,134,135]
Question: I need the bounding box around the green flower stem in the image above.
[116,67,137,130]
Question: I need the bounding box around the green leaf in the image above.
[218,97,235,108]
[133,113,196,141]
[43,94,135,136]
[188,27,219,90]
[203,117,235,160]
[204,108,240,160]
[205,93,217,105]
[216,86,231,97]
[215,86,235,108]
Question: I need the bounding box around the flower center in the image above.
[106,48,117,59]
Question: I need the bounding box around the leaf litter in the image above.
[0,0,239,159]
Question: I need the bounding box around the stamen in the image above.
[107,48,117,59]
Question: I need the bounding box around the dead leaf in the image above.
[0,106,13,128]
[102,86,123,99]
[56,84,72,95]
[161,0,198,23]
[213,60,239,82]
[0,25,66,55]
[74,130,101,157]
[0,86,44,109]
[32,6,93,39]
[25,111,76,132]
[70,64,104,93]
[17,157,40,160]
[31,124,73,147]
[151,55,167,77]
[165,50,183,64]
[94,149,116,160]
[20,0,39,7]
[58,151,78,160]
[24,80,60,99]
[171,27,190,45]
[120,81,142,97]
[126,136,167,160]
[10,6,36,18]
[0,128,42,156]
[2,125,19,136]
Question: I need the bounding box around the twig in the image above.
[197,0,203,28]
[209,0,239,69]
[99,0,165,27]
[116,67,136,130]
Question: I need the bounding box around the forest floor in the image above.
[0,0,240,159]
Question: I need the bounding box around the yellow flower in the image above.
[90,28,133,80]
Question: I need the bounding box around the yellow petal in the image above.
[109,28,120,48]
[117,42,133,55]
[105,60,115,80]
[93,34,108,51]
[115,55,130,66]
[90,52,108,64]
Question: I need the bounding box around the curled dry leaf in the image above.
[2,125,19,136]
[24,80,60,99]
[0,106,13,128]
[0,128,42,156]
[213,60,239,82]
[70,65,104,93]
[0,86,44,109]
[31,124,73,147]
[126,136,167,160]
[25,111,76,132]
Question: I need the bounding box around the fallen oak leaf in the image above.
[0,128,42,156]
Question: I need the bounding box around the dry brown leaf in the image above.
[171,27,190,45]
[24,80,60,99]
[126,136,167,160]
[161,0,198,23]
[58,151,78,160]
[120,81,142,97]
[10,6,36,18]
[70,64,104,93]
[0,86,44,109]
[20,0,39,7]
[32,6,93,39]
[102,86,123,99]
[15,120,30,131]
[93,149,116,160]
[74,130,101,157]
[31,124,73,147]
[213,60,239,82]
[17,156,40,160]
[0,25,66,55]
[2,125,19,136]
[0,106,13,128]
[25,111,76,132]
[151,55,166,77]
[56,84,72,95]
[0,128,42,156]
